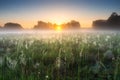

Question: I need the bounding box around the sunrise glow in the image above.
[55,25,62,31]
[0,0,119,29]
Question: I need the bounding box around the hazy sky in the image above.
[0,0,120,28]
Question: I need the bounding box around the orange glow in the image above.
[1,19,93,29]
[55,25,62,31]
[51,19,65,25]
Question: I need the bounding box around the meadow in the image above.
[0,30,120,80]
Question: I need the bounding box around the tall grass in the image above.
[0,31,120,80]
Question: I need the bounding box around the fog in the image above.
[0,28,119,34]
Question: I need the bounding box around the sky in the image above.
[0,0,120,28]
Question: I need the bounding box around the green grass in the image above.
[0,32,120,80]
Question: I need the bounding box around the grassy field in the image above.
[0,30,120,80]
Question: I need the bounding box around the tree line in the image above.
[0,20,80,30]
[0,12,120,30]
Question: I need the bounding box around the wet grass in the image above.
[0,32,120,80]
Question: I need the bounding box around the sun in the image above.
[56,25,62,31]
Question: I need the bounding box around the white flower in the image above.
[34,62,40,69]
[45,75,49,79]
[29,40,34,45]
[87,36,90,39]
[19,53,26,65]
[38,72,40,75]
[83,38,87,44]
[55,57,61,69]
[105,38,108,41]
[106,35,111,39]
[25,43,28,49]
[93,41,97,46]
[6,57,17,69]
[97,35,100,39]
[105,35,111,41]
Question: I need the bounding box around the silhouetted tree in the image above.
[48,22,54,29]
[33,20,80,30]
[63,20,80,29]
[93,20,107,28]
[93,12,120,29]
[34,21,50,30]
[107,12,120,27]
[4,22,23,29]
[69,20,80,28]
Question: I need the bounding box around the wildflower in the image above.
[19,53,26,65]
[6,57,17,69]
[105,38,108,41]
[38,72,40,74]
[55,57,61,69]
[25,43,28,49]
[93,41,97,46]
[82,38,87,44]
[29,40,34,45]
[106,35,111,39]
[97,34,100,39]
[45,75,49,79]
[105,35,111,41]
[34,62,40,69]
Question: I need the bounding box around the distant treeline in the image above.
[0,20,80,30]
[0,12,120,30]
[0,22,23,30]
[93,12,120,29]
[34,20,80,30]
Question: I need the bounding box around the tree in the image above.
[107,12,120,26]
[93,12,120,29]
[63,20,80,29]
[4,22,23,29]
[34,21,50,30]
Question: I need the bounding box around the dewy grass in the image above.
[0,31,120,80]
